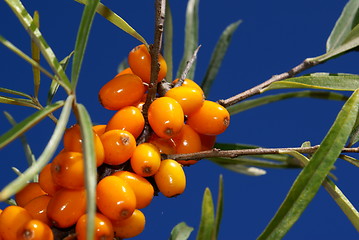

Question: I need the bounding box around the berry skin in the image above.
[165,86,204,115]
[115,67,133,77]
[112,171,154,209]
[148,133,176,155]
[187,100,230,135]
[148,97,184,139]
[112,209,146,239]
[18,219,54,240]
[128,44,167,83]
[100,130,136,165]
[172,78,203,93]
[92,124,107,136]
[99,74,145,110]
[154,159,186,198]
[0,205,32,240]
[38,163,62,196]
[15,182,46,207]
[51,151,85,189]
[199,133,216,150]
[63,124,105,167]
[130,143,161,177]
[47,188,86,228]
[106,106,145,139]
[24,195,52,226]
[75,213,114,240]
[96,176,136,221]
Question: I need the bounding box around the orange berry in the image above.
[165,86,204,115]
[51,151,85,189]
[172,124,202,166]
[148,97,184,139]
[92,124,107,136]
[154,159,186,197]
[130,143,161,177]
[99,74,145,110]
[24,195,52,226]
[128,44,167,83]
[148,133,176,155]
[0,205,32,240]
[112,171,154,209]
[63,124,105,167]
[18,219,53,240]
[112,209,146,239]
[38,164,62,196]
[172,78,203,93]
[76,213,114,240]
[106,106,145,139]
[96,176,136,221]
[187,100,230,135]
[15,182,46,207]
[199,133,216,150]
[47,188,86,228]
[115,67,133,77]
[100,130,136,165]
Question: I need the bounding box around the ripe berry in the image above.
[75,213,114,240]
[15,182,46,207]
[115,67,133,77]
[38,163,62,196]
[148,133,176,155]
[112,209,146,239]
[96,176,136,221]
[187,100,230,135]
[154,159,186,198]
[92,124,107,136]
[130,143,161,177]
[18,219,54,240]
[100,130,136,165]
[128,44,167,83]
[148,97,184,139]
[99,74,145,110]
[24,195,52,226]
[47,188,86,228]
[165,86,204,115]
[199,133,216,150]
[112,171,154,209]
[106,106,145,139]
[0,205,32,240]
[172,78,203,93]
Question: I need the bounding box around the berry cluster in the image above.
[0,44,230,240]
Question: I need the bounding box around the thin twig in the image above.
[218,58,318,107]
[174,45,201,87]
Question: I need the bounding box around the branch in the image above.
[218,58,318,107]
[174,45,201,87]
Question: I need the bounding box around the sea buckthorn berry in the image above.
[18,219,53,240]
[100,130,136,165]
[0,205,32,240]
[92,124,107,136]
[187,100,230,135]
[63,124,105,167]
[130,143,161,177]
[76,213,114,240]
[165,86,204,115]
[128,44,167,83]
[96,176,136,221]
[199,133,216,150]
[148,133,176,154]
[112,171,154,209]
[38,164,62,196]
[172,78,204,93]
[47,188,86,228]
[24,195,52,226]
[154,159,186,198]
[106,106,145,139]
[51,151,85,189]
[99,74,145,110]
[115,67,133,77]
[15,182,46,207]
[112,209,146,239]
[172,124,202,166]
[148,97,184,139]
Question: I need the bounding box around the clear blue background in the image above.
[1,0,359,239]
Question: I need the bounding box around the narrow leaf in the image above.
[339,154,359,168]
[177,0,199,80]
[196,188,215,240]
[258,89,359,240]
[211,175,224,240]
[201,20,242,96]
[32,11,41,98]
[211,157,293,170]
[0,96,39,109]
[0,87,32,99]
[116,58,128,74]
[163,0,174,82]
[0,101,64,149]
[169,222,194,240]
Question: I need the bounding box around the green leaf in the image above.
[257,89,359,240]
[339,154,359,168]
[0,101,64,149]
[163,0,174,82]
[0,96,39,109]
[32,11,41,99]
[74,0,148,46]
[0,95,73,201]
[210,158,267,175]
[76,104,97,240]
[228,90,348,115]
[0,87,32,99]
[201,20,242,96]
[177,0,199,80]
[71,0,100,90]
[4,0,71,93]
[264,73,359,91]
[169,222,194,240]
[196,188,215,240]
[211,175,224,240]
